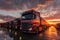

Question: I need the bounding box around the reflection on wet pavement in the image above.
[42,26,59,40]
[0,28,13,40]
[22,26,60,40]
[0,26,60,40]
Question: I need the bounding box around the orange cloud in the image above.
[46,19,60,25]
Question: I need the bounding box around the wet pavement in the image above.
[0,28,13,40]
[22,26,60,40]
[0,26,60,40]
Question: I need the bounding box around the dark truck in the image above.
[0,9,50,34]
[20,9,50,33]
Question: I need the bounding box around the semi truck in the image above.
[0,9,50,34]
[20,9,50,33]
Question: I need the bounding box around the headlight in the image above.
[22,16,25,19]
[28,28,32,30]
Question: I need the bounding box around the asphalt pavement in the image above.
[0,26,60,40]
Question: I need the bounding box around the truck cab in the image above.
[20,9,49,33]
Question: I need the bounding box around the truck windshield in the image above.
[22,13,36,20]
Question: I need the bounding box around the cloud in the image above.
[0,0,60,18]
[0,0,52,10]
[0,0,59,10]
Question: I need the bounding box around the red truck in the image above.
[0,9,49,34]
[20,9,50,33]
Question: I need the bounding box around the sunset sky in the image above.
[0,0,60,24]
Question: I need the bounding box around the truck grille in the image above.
[22,23,31,29]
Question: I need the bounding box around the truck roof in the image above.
[22,9,39,15]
